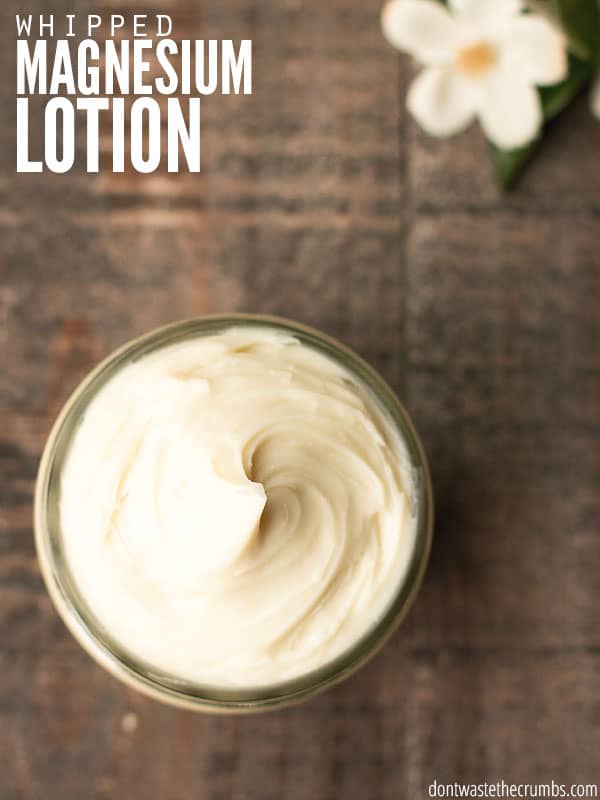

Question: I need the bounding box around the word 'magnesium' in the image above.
[16,16,252,173]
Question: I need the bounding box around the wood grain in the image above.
[1,0,599,797]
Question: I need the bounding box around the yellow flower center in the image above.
[456,42,497,79]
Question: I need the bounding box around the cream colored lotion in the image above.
[60,328,417,686]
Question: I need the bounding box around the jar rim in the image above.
[34,313,433,713]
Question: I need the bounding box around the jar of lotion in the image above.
[35,315,433,712]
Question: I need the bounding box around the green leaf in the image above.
[538,53,596,117]
[492,143,537,191]
[540,0,600,62]
[492,54,595,190]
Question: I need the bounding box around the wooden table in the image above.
[2,0,599,797]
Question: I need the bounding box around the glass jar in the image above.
[34,314,433,713]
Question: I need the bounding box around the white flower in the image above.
[591,73,600,120]
[381,0,568,149]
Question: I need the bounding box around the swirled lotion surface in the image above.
[60,328,417,686]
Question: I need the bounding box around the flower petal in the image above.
[407,66,476,137]
[449,0,522,33]
[477,68,542,149]
[502,16,568,86]
[381,0,461,64]
[591,74,600,120]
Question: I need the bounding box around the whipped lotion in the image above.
[60,327,417,686]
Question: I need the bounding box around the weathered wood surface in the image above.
[1,0,599,797]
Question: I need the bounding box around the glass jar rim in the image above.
[34,313,433,713]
